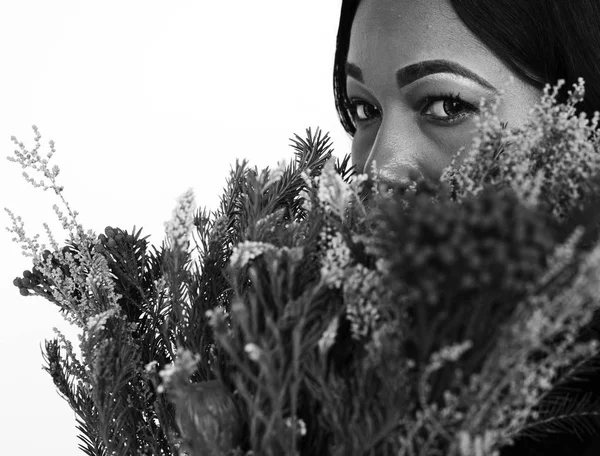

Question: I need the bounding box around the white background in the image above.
[0,2,349,454]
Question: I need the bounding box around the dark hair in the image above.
[333,0,600,136]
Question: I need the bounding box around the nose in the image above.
[353,116,424,184]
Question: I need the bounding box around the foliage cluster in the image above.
[8,80,600,455]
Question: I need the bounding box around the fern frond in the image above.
[546,351,600,397]
[518,393,600,442]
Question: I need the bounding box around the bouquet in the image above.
[8,79,600,456]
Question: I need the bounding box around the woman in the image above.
[333,1,600,455]
[334,0,600,185]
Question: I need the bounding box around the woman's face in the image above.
[346,0,542,183]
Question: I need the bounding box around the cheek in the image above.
[424,123,480,175]
[351,127,378,171]
[351,121,481,180]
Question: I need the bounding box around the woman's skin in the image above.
[346,0,543,183]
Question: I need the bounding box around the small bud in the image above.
[244,343,262,362]
[19,288,30,296]
[145,361,159,373]
[104,226,115,238]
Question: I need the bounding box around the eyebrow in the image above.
[345,59,498,92]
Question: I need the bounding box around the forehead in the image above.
[347,0,506,83]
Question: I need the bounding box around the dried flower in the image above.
[317,157,353,219]
[320,230,351,288]
[318,317,340,355]
[285,416,307,437]
[86,307,119,333]
[443,79,600,221]
[229,241,276,268]
[344,264,382,340]
[165,188,196,250]
[144,360,159,373]
[244,343,262,362]
[157,348,201,393]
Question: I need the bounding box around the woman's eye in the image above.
[421,96,477,123]
[349,100,381,125]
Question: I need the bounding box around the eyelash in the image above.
[420,92,479,124]
[348,92,479,127]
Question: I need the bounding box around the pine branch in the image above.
[333,153,355,184]
[74,392,107,456]
[92,335,140,455]
[239,128,337,231]
[42,339,107,456]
